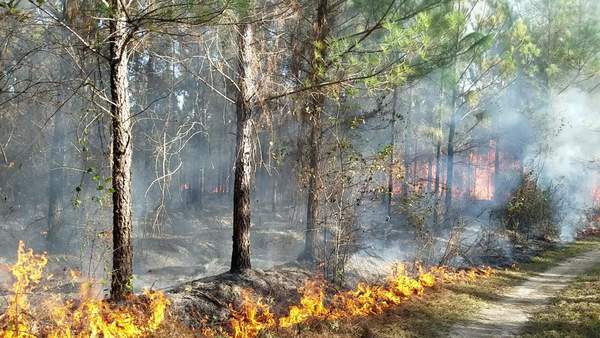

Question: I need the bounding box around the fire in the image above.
[592,186,600,205]
[0,242,494,338]
[229,290,276,338]
[469,150,495,201]
[1,241,47,337]
[211,185,225,193]
[0,241,170,338]
[279,280,328,328]
[390,141,503,201]
[224,264,493,338]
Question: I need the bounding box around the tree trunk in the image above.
[271,176,277,213]
[47,115,66,253]
[47,0,77,254]
[301,0,329,263]
[302,108,322,261]
[109,0,133,301]
[230,22,255,273]
[401,91,412,199]
[444,111,456,212]
[444,87,458,213]
[433,141,441,195]
[386,88,398,217]
[494,137,500,202]
[426,153,433,193]
[432,139,442,226]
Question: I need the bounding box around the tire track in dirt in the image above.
[448,247,600,337]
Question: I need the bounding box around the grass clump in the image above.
[521,263,600,338]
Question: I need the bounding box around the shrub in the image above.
[494,171,560,242]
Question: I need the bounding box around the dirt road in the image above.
[448,247,600,337]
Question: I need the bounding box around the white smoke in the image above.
[529,88,600,239]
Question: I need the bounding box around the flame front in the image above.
[227,264,492,338]
[0,243,493,338]
[0,241,169,338]
[279,280,328,327]
[1,241,47,337]
[230,290,275,338]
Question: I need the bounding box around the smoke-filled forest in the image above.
[0,0,599,337]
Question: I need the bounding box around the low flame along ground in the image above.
[0,242,493,338]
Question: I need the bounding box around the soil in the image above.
[449,247,600,337]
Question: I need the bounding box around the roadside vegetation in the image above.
[521,263,600,337]
[284,237,600,337]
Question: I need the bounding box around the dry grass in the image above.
[148,238,600,337]
[273,238,600,337]
[521,264,600,338]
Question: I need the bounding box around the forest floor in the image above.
[289,238,600,338]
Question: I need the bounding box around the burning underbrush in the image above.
[0,241,169,337]
[168,264,493,337]
[0,242,493,338]
[576,206,600,239]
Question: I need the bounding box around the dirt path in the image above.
[449,247,600,337]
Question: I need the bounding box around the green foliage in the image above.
[495,172,560,242]
[524,0,600,90]
[229,0,252,18]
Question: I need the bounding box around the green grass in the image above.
[521,263,600,338]
[520,238,600,273]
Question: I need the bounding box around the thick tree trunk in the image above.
[231,107,253,272]
[109,0,133,301]
[230,22,255,273]
[301,0,329,263]
[302,108,322,261]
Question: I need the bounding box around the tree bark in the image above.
[432,139,442,227]
[401,91,412,199]
[494,137,500,202]
[386,88,398,217]
[47,0,77,254]
[47,114,66,253]
[109,0,133,301]
[444,88,458,213]
[301,0,329,263]
[230,22,255,273]
[426,153,433,193]
[444,112,456,211]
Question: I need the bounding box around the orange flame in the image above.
[223,264,493,338]
[229,290,275,338]
[279,279,328,327]
[0,242,494,338]
[592,186,600,205]
[0,241,170,338]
